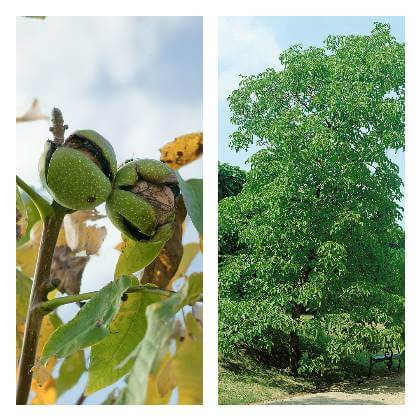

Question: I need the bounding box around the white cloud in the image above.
[219,17,283,102]
[16,17,202,186]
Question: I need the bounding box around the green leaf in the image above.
[86,288,163,395]
[56,351,86,397]
[41,276,131,364]
[176,173,203,235]
[123,272,203,404]
[114,223,175,280]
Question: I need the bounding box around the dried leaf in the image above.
[50,246,90,295]
[16,99,48,123]
[168,242,200,289]
[63,209,106,255]
[160,132,203,169]
[141,197,187,288]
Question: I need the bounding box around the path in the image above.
[266,374,404,405]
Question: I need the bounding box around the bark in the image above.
[289,249,315,375]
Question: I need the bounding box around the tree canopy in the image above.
[218,162,246,201]
[219,23,405,374]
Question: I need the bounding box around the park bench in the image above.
[368,348,404,377]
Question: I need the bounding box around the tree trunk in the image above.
[289,249,315,375]
[289,302,303,375]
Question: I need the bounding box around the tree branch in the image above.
[16,202,68,404]
[35,285,175,315]
[16,107,69,405]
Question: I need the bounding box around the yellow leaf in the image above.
[156,314,203,405]
[16,221,67,277]
[145,353,173,405]
[160,132,203,169]
[29,315,60,404]
[31,377,56,405]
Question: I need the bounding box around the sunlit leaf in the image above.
[31,377,56,405]
[157,313,203,404]
[160,132,203,169]
[144,353,172,404]
[56,351,85,397]
[176,174,203,235]
[114,223,174,280]
[123,272,203,404]
[86,284,162,395]
[41,276,131,364]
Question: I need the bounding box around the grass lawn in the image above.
[219,355,315,405]
[219,352,405,405]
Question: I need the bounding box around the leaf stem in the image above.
[16,175,52,221]
[36,285,175,315]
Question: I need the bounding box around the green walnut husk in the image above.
[39,130,117,210]
[106,159,179,241]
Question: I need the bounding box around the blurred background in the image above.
[16,16,203,404]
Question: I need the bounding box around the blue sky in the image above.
[17,16,202,404]
[218,16,405,183]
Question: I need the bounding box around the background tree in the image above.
[219,23,405,375]
[218,162,246,201]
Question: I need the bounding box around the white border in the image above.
[2,1,419,419]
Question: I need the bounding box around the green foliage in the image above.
[176,173,203,235]
[41,276,132,363]
[218,162,246,201]
[219,23,405,374]
[122,273,203,404]
[86,288,163,395]
[56,351,86,397]
[114,223,175,279]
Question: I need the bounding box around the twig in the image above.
[76,392,87,405]
[16,108,69,405]
[16,202,68,404]
[35,285,175,315]
[49,107,68,145]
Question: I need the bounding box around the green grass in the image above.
[218,355,315,405]
[218,351,405,405]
